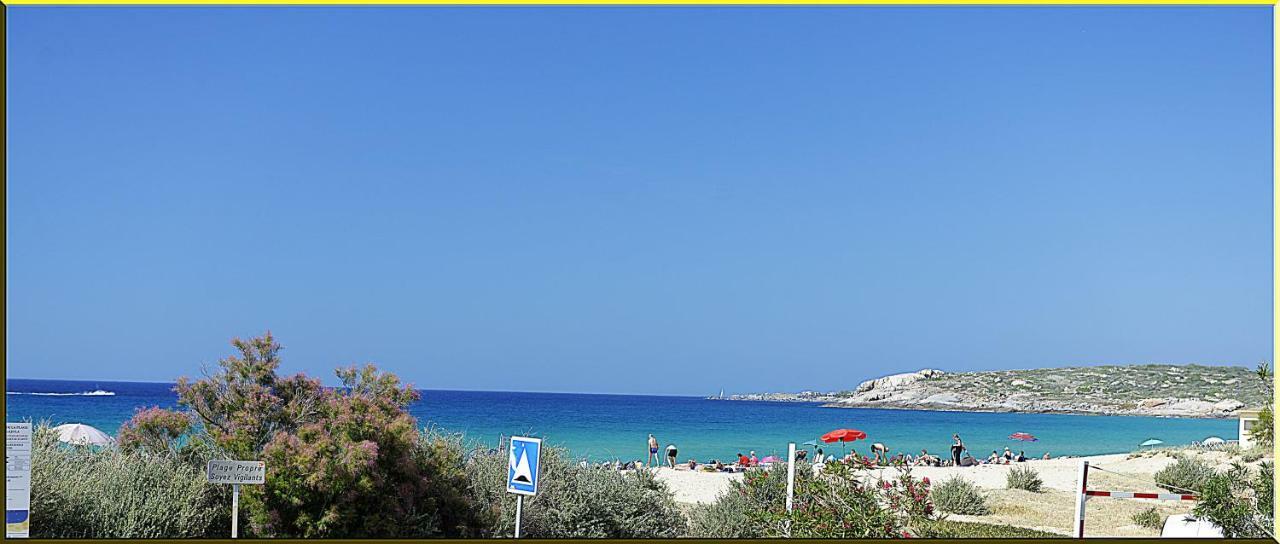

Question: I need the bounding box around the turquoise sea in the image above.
[6,379,1237,462]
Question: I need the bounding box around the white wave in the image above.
[7,390,116,397]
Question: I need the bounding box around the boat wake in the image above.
[7,390,116,397]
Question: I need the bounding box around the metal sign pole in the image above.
[785,443,796,512]
[1073,461,1089,538]
[514,495,523,538]
[231,483,240,539]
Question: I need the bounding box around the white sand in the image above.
[651,450,1230,504]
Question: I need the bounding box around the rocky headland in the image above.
[715,364,1271,418]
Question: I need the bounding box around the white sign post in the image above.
[6,423,32,539]
[785,442,797,538]
[207,460,266,538]
[506,436,542,538]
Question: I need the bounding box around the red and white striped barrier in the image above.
[1085,490,1197,501]
[1073,461,1198,538]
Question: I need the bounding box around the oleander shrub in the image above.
[1131,506,1162,530]
[1005,465,1043,492]
[931,477,990,515]
[29,426,227,538]
[1193,462,1274,538]
[465,445,685,538]
[1154,455,1215,494]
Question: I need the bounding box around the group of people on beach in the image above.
[627,432,1054,473]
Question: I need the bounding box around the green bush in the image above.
[1131,506,1162,530]
[1005,465,1043,492]
[696,461,934,538]
[465,445,685,538]
[1193,462,1274,538]
[29,426,227,538]
[931,477,990,515]
[1154,455,1215,494]
[915,519,1063,538]
[687,489,762,538]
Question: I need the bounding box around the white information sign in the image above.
[207,460,265,538]
[7,423,33,539]
[207,460,266,484]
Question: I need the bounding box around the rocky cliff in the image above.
[715,364,1271,418]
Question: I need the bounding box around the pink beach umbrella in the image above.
[760,455,782,464]
[1009,432,1038,442]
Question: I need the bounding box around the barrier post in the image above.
[1074,460,1090,538]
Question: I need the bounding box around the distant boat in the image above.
[719,389,725,400]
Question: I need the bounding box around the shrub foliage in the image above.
[931,477,990,515]
[1005,465,1043,492]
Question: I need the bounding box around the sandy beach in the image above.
[650,449,1248,537]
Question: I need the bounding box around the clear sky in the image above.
[6,7,1272,395]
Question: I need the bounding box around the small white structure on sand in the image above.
[1160,514,1224,538]
[1237,409,1263,449]
[51,423,113,446]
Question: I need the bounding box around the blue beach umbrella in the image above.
[1140,438,1164,448]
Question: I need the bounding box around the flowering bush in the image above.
[117,407,194,458]
[171,333,488,537]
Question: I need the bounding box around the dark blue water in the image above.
[6,379,1237,462]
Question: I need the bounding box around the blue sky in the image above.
[6,7,1272,395]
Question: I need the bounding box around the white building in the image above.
[1237,409,1263,449]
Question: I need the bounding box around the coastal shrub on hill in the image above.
[1153,455,1214,494]
[29,425,227,538]
[931,477,990,515]
[122,333,488,538]
[694,461,935,538]
[1193,462,1274,538]
[465,445,685,538]
[1005,465,1043,492]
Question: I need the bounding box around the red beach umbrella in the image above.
[1009,432,1038,442]
[821,429,867,443]
[821,428,867,453]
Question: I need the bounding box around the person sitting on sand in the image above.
[1016,450,1026,462]
[666,444,678,469]
[737,452,750,466]
[815,447,825,463]
[749,451,759,466]
[687,458,697,470]
[1002,447,1013,463]
[988,450,1000,464]
[958,453,978,467]
[1043,452,1051,460]
[796,449,808,461]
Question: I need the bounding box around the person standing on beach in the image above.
[950,434,964,466]
[647,434,659,467]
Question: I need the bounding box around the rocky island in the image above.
[715,364,1271,418]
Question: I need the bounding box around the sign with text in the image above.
[207,460,266,485]
[7,423,33,538]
